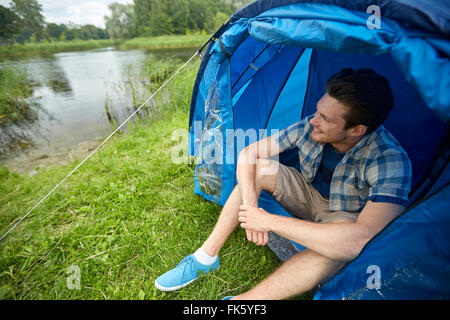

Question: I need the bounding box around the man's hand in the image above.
[245,229,269,246]
[239,205,271,245]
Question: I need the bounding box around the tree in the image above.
[0,5,20,44]
[134,0,152,36]
[46,23,67,41]
[105,3,136,40]
[80,24,108,40]
[132,0,236,37]
[61,29,76,41]
[10,0,46,43]
[213,11,229,31]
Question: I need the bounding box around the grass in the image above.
[0,39,118,59]
[119,34,211,50]
[0,65,33,118]
[0,35,211,59]
[0,64,41,155]
[0,57,310,300]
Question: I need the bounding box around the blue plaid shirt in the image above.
[274,115,412,212]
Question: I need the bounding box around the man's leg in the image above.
[201,158,278,256]
[234,248,345,300]
[155,159,278,291]
[233,218,353,300]
[200,185,243,257]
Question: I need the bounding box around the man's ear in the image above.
[348,124,368,137]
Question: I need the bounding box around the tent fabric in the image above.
[188,0,450,299]
[214,3,450,120]
[231,0,450,37]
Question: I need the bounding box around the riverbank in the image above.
[0,39,118,59]
[0,35,211,59]
[0,58,300,300]
[119,34,211,50]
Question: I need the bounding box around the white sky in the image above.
[0,0,134,28]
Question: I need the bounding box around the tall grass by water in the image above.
[0,35,211,59]
[0,55,312,300]
[0,39,118,58]
[119,34,211,50]
[0,65,41,155]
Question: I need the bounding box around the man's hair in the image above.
[325,68,394,134]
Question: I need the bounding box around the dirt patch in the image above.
[3,138,105,176]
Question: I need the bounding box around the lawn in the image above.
[0,57,298,300]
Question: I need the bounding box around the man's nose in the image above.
[310,113,318,126]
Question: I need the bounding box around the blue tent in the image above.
[188,0,450,299]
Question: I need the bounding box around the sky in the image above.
[0,0,134,28]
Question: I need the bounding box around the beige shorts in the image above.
[271,163,359,223]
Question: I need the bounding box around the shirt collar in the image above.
[342,126,381,161]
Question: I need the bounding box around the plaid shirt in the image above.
[274,115,412,212]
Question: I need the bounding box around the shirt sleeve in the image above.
[272,116,310,152]
[365,149,412,205]
[369,195,409,207]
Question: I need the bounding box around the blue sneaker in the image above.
[154,254,220,291]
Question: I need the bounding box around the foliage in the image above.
[0,5,20,44]
[1,0,255,45]
[10,0,45,43]
[104,3,137,40]
[45,23,67,41]
[58,25,108,42]
[133,0,236,37]
[2,1,109,45]
[0,64,39,156]
[0,64,33,121]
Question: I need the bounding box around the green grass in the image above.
[0,39,118,58]
[0,65,32,114]
[119,34,211,50]
[0,35,211,59]
[0,64,37,126]
[0,58,311,300]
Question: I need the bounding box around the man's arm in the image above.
[238,200,404,261]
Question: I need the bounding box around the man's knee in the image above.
[255,159,278,194]
[288,249,346,271]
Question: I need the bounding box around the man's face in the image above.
[309,93,350,144]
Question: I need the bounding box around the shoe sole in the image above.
[154,277,197,292]
[154,266,220,292]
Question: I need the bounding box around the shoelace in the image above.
[176,255,197,281]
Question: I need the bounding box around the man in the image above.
[155,68,412,299]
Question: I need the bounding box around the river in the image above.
[0,47,196,174]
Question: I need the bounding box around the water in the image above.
[0,47,195,172]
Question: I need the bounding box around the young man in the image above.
[155,68,412,299]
